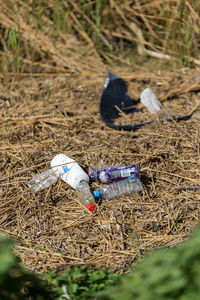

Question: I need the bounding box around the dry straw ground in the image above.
[0,1,200,274]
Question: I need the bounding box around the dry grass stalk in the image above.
[0,0,199,73]
[0,0,200,274]
[1,67,200,273]
[0,0,105,73]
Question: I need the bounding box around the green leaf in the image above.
[9,28,17,50]
[0,250,16,274]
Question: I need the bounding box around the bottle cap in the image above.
[93,190,100,198]
[87,203,95,211]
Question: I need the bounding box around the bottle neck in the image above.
[77,180,88,188]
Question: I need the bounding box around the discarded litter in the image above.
[28,154,96,212]
[93,177,142,200]
[140,88,161,114]
[28,155,144,208]
[100,72,144,131]
[27,168,59,193]
[89,164,139,183]
[100,72,196,131]
[76,180,96,212]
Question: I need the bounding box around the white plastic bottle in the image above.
[93,177,142,200]
[28,154,96,211]
[50,154,90,189]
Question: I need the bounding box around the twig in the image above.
[176,185,200,191]
[129,22,172,60]
[159,72,200,101]
[0,95,11,107]
[111,213,125,250]
[0,156,10,171]
[129,22,200,66]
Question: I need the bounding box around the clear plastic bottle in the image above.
[89,164,139,183]
[76,180,96,211]
[28,154,96,212]
[27,169,59,193]
[27,154,89,192]
[93,177,142,200]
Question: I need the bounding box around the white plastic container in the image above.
[50,154,90,189]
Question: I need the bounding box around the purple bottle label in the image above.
[89,164,139,183]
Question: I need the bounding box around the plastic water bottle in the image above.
[76,180,96,211]
[93,177,142,200]
[27,169,59,193]
[27,154,96,211]
[89,164,139,183]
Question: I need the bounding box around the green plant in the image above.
[0,233,120,299]
[97,226,200,300]
[0,234,52,300]
[1,0,199,72]
[43,265,120,299]
[52,0,69,32]
[8,27,21,72]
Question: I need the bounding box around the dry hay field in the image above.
[0,0,200,274]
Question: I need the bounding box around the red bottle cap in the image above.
[87,203,95,211]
